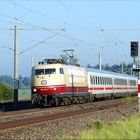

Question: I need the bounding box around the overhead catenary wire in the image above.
[63,31,99,48]
[19,30,64,55]
[102,28,140,31]
[8,0,99,32]
[104,64,122,73]
[17,9,31,20]
[0,12,42,29]
[8,0,133,49]
[0,12,63,32]
[59,30,129,63]
[8,0,130,53]
[8,0,127,52]
[1,0,134,65]
[0,46,14,51]
[100,29,129,46]
[58,0,132,50]
[0,14,128,65]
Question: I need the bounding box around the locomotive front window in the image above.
[35,69,44,75]
[45,69,56,74]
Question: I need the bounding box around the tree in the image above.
[0,75,31,89]
[71,56,78,65]
[23,77,31,87]
[0,83,13,101]
[0,75,13,87]
[59,54,78,65]
[60,54,68,64]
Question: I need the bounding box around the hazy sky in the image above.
[0,0,140,76]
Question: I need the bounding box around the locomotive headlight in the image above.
[33,89,37,92]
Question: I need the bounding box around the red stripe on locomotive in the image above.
[33,85,88,94]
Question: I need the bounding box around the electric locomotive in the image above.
[32,59,90,106]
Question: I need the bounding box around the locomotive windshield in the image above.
[35,69,44,75]
[34,68,56,75]
[45,69,56,74]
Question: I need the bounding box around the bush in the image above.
[124,96,132,105]
[94,121,103,129]
[0,83,13,101]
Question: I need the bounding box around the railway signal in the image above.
[130,41,140,114]
[131,41,138,58]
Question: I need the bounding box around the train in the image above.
[31,59,138,107]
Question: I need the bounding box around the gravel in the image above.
[0,98,129,123]
[0,104,137,140]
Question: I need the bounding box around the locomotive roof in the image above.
[33,63,64,68]
[87,68,138,79]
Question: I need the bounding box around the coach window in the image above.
[107,78,109,85]
[45,69,56,74]
[98,77,99,84]
[99,77,101,85]
[110,78,112,85]
[93,76,94,84]
[101,77,103,85]
[106,78,108,85]
[35,69,44,75]
[95,77,97,85]
[102,77,104,85]
[108,78,110,85]
[102,78,104,85]
[104,78,106,85]
[90,76,93,84]
[60,68,64,74]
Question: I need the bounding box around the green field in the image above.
[61,114,140,139]
[18,89,31,100]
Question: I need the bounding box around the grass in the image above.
[0,89,31,102]
[61,114,140,139]
[123,96,133,105]
[18,89,31,100]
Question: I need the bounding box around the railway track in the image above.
[0,97,137,130]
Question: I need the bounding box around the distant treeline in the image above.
[0,75,31,89]
[87,62,134,75]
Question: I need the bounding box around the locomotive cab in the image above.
[32,64,66,95]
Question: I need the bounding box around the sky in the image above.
[0,0,140,76]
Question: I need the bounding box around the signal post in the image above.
[130,41,140,114]
[132,68,140,114]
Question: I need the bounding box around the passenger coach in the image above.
[88,69,137,98]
